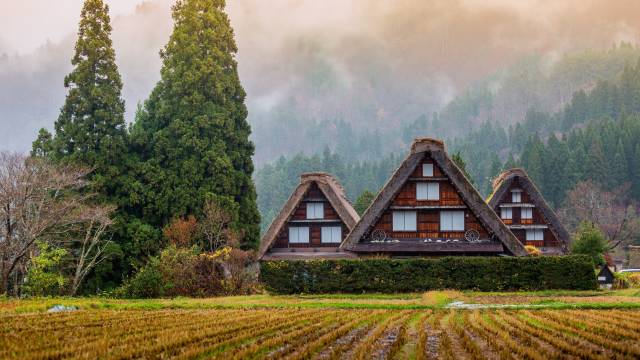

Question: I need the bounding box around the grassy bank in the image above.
[2,289,640,313]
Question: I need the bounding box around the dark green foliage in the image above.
[41,0,128,183]
[31,0,129,292]
[260,256,597,294]
[354,190,376,215]
[451,151,473,184]
[129,0,260,249]
[31,129,54,158]
[571,222,608,266]
[116,257,164,298]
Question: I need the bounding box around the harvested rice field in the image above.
[2,306,640,359]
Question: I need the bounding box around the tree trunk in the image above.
[1,271,9,295]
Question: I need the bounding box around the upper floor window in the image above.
[440,211,465,231]
[321,226,342,243]
[306,202,324,219]
[393,211,417,231]
[289,226,310,243]
[416,182,440,201]
[526,229,544,241]
[422,163,434,177]
[521,207,533,220]
[511,190,522,203]
[500,207,513,220]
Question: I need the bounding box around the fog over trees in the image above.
[3,0,640,162]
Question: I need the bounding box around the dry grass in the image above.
[2,308,640,359]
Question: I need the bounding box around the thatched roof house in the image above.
[487,168,570,254]
[258,172,359,260]
[341,138,527,256]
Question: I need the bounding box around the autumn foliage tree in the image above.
[163,216,198,248]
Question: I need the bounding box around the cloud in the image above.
[1,0,640,160]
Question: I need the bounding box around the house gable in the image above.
[341,138,527,256]
[259,172,359,259]
[488,168,570,254]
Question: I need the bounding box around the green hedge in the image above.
[260,256,597,294]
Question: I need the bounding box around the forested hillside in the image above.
[256,48,640,230]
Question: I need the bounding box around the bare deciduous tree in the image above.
[199,200,239,252]
[0,153,89,294]
[559,181,640,251]
[67,205,115,295]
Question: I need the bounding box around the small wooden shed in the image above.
[596,265,615,289]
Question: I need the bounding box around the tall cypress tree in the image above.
[34,0,127,195]
[130,0,260,248]
[30,0,128,292]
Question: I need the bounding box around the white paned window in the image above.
[321,226,342,243]
[416,182,440,200]
[500,207,513,220]
[521,208,533,219]
[526,230,544,241]
[512,191,522,203]
[289,227,310,243]
[392,211,417,231]
[306,202,324,219]
[423,163,434,177]
[440,211,465,231]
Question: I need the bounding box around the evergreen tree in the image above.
[504,153,518,169]
[610,140,629,188]
[584,140,608,187]
[571,221,608,266]
[41,0,127,189]
[485,155,503,196]
[30,0,129,292]
[633,144,640,199]
[31,129,54,158]
[130,0,260,248]
[520,134,545,186]
[452,151,474,184]
[354,190,376,216]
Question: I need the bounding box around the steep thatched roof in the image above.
[341,138,528,256]
[487,168,571,252]
[258,172,360,259]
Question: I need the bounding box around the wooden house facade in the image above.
[258,173,360,260]
[487,168,570,254]
[341,138,527,256]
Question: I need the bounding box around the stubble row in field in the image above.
[2,308,640,359]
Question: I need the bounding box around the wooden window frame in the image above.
[306,202,324,220]
[289,226,310,243]
[393,211,417,232]
[416,182,440,201]
[440,211,465,232]
[500,207,513,220]
[525,229,544,241]
[422,163,434,177]
[321,226,342,244]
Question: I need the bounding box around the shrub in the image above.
[22,242,68,297]
[117,257,164,298]
[525,245,541,256]
[259,255,597,294]
[571,221,608,265]
[614,272,640,289]
[117,245,258,298]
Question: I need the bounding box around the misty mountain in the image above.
[2,0,640,167]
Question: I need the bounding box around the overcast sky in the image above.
[2,0,640,157]
[0,0,148,54]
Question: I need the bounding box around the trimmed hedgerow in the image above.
[259,256,597,294]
